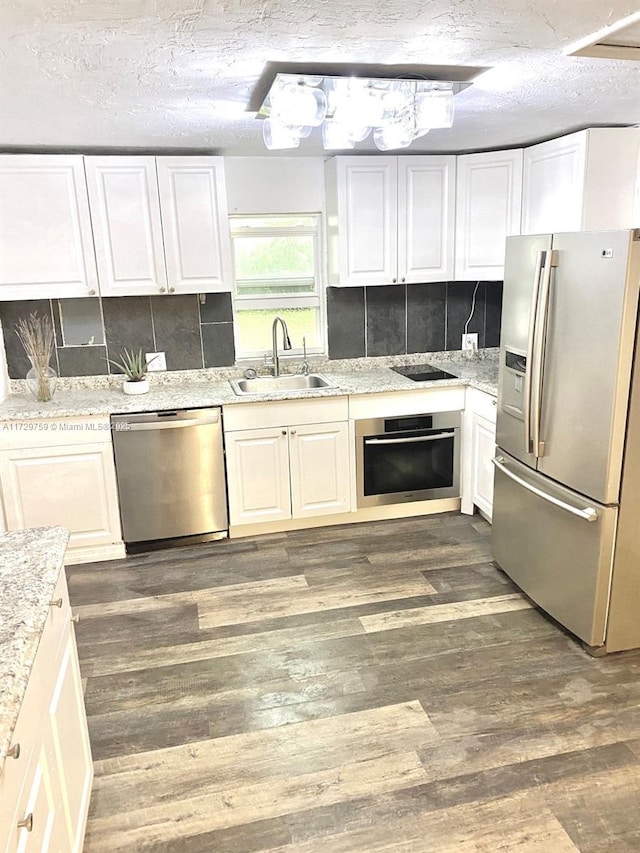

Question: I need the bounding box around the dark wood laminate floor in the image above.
[67,513,640,852]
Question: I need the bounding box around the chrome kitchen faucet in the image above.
[271,316,292,376]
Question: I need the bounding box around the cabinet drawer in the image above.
[466,387,497,424]
[223,396,349,431]
[2,417,111,450]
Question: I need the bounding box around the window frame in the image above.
[229,214,326,362]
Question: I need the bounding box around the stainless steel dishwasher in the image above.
[111,408,228,548]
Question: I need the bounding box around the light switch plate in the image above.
[146,352,166,371]
[461,333,478,353]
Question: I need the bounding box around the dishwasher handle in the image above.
[122,414,220,431]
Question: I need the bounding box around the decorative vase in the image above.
[123,378,149,396]
[26,361,58,402]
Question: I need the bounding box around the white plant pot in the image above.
[123,378,149,395]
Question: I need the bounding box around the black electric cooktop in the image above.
[391,363,457,382]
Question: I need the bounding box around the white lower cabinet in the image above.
[0,416,124,562]
[225,426,292,525]
[1,569,92,853]
[225,417,351,527]
[470,413,497,520]
[462,388,498,521]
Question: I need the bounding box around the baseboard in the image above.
[229,498,461,539]
[64,542,126,565]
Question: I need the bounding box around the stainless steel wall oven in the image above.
[355,412,461,508]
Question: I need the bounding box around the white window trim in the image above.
[230,214,327,362]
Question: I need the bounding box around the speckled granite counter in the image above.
[0,353,498,421]
[0,527,69,772]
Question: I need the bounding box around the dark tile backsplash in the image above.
[0,295,234,379]
[366,285,406,357]
[445,281,486,351]
[328,281,502,360]
[201,322,235,368]
[151,295,203,371]
[0,282,502,378]
[326,288,365,359]
[407,281,446,354]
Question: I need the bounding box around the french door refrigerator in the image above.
[491,229,640,654]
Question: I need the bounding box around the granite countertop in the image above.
[0,527,69,773]
[0,353,498,421]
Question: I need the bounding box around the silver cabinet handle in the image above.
[71,614,80,624]
[7,742,20,759]
[88,289,96,296]
[50,598,63,608]
[492,456,598,522]
[281,430,287,436]
[365,432,453,445]
[524,249,545,455]
[168,286,175,293]
[159,287,166,293]
[124,415,220,431]
[291,429,296,435]
[17,813,33,832]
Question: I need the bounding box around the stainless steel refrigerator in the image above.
[491,229,640,655]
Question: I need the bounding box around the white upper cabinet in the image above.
[326,157,398,286]
[455,149,523,281]
[398,156,456,283]
[521,128,640,234]
[84,156,168,296]
[0,155,99,301]
[156,157,233,294]
[85,155,233,297]
[325,155,455,286]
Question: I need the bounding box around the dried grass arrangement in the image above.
[15,312,58,401]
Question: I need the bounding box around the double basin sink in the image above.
[229,374,335,396]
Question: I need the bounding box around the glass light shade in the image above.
[381,85,412,121]
[322,122,355,150]
[373,121,415,151]
[262,118,301,150]
[415,89,455,129]
[270,83,327,127]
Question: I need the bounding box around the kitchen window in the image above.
[230,215,325,360]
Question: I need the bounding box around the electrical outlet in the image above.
[461,333,478,353]
[146,352,166,371]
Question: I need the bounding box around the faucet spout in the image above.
[271,316,292,377]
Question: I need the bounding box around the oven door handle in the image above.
[364,432,453,445]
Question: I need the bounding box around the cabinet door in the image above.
[225,427,291,525]
[0,443,122,550]
[397,156,455,283]
[45,630,93,852]
[472,413,497,521]
[84,156,168,296]
[8,742,65,853]
[289,421,351,518]
[521,132,587,235]
[0,155,98,300]
[335,157,398,286]
[156,157,232,294]
[455,150,523,280]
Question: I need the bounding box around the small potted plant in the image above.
[108,348,156,395]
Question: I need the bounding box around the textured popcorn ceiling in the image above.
[0,0,638,154]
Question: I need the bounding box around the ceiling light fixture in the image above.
[257,73,466,152]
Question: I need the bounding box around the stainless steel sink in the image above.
[229,374,336,396]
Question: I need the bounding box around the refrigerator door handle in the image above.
[492,456,599,522]
[524,250,546,454]
[531,249,558,458]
